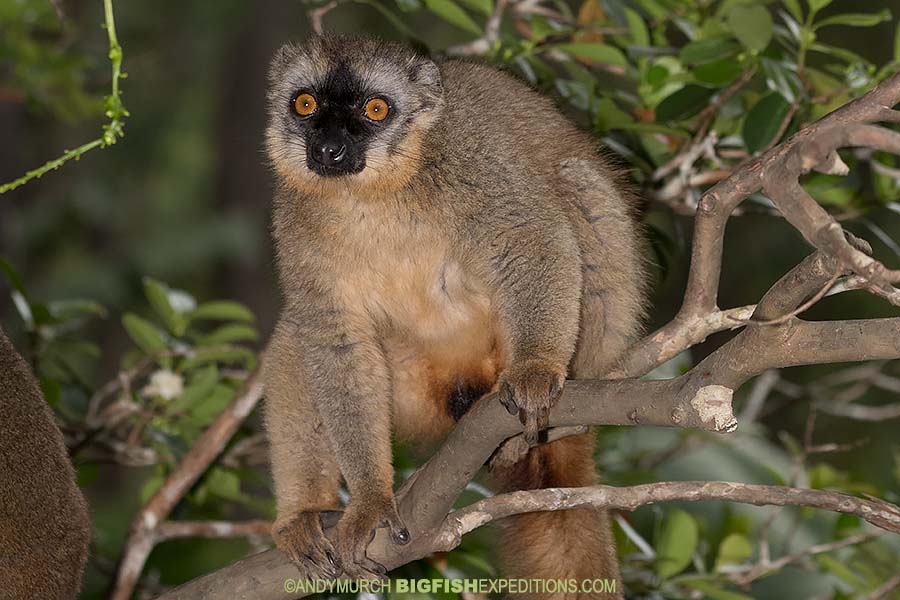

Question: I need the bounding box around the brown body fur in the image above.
[0,327,91,599]
[264,36,645,596]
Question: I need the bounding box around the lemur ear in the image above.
[407,58,443,111]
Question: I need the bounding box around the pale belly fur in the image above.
[330,227,502,444]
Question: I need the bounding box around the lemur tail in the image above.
[490,433,622,600]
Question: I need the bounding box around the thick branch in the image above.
[158,481,900,600]
[156,309,900,599]
[622,73,900,378]
[439,482,900,545]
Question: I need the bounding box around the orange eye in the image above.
[294,93,317,117]
[364,97,390,121]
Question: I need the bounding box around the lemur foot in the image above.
[488,435,531,471]
[334,496,409,579]
[498,360,566,445]
[273,510,342,580]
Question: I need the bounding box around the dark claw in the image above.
[325,548,340,568]
[549,377,562,399]
[499,381,518,415]
[393,527,410,545]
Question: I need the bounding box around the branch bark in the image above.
[157,481,900,600]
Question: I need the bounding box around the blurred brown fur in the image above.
[0,327,90,599]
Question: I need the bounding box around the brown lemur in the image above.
[0,326,91,599]
[264,34,646,595]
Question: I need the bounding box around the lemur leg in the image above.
[562,157,646,378]
[265,323,343,580]
[489,159,642,598]
[480,205,583,445]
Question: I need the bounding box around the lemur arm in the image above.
[279,279,409,573]
[466,202,584,444]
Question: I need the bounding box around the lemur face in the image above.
[266,35,443,194]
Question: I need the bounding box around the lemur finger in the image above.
[549,375,563,400]
[344,549,388,581]
[523,412,540,446]
[380,507,411,545]
[498,381,518,415]
[308,543,342,579]
[536,405,550,437]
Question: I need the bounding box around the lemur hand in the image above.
[498,360,566,446]
[334,495,409,579]
[273,510,343,580]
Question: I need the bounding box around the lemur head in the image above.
[266,35,443,198]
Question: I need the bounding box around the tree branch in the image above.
[157,481,900,600]
[111,371,264,600]
[144,70,900,600]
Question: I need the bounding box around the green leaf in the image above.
[200,323,259,346]
[816,555,866,587]
[40,378,61,409]
[807,43,868,68]
[190,300,255,323]
[455,0,491,16]
[654,508,698,579]
[647,63,669,87]
[169,365,219,413]
[594,97,634,133]
[679,37,740,65]
[47,299,108,322]
[815,10,891,30]
[633,0,666,20]
[715,534,753,571]
[743,91,791,154]
[550,43,629,67]
[0,256,27,296]
[761,57,803,102]
[356,0,417,38]
[187,383,235,423]
[29,301,53,327]
[656,85,714,121]
[624,7,649,46]
[207,467,242,500]
[423,0,482,35]
[695,59,744,86]
[726,3,773,52]
[11,291,34,328]
[394,0,421,10]
[834,513,863,536]
[180,345,256,371]
[143,278,188,336]
[806,0,832,19]
[783,0,803,21]
[122,313,168,355]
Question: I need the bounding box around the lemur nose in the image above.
[313,142,346,165]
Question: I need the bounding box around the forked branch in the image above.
[142,70,900,600]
